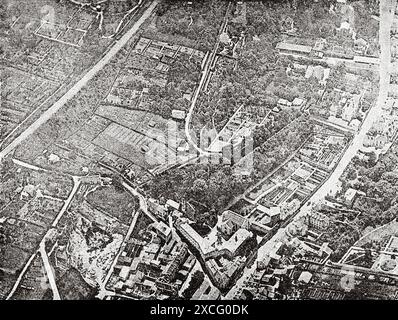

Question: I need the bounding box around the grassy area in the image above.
[86,185,139,225]
[57,267,97,300]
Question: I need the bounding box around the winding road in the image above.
[184,2,231,157]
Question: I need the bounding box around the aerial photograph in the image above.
[1,0,398,309]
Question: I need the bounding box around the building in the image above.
[354,38,368,54]
[363,133,388,149]
[292,98,306,109]
[219,219,237,237]
[223,228,253,258]
[249,205,281,226]
[353,56,380,65]
[177,221,253,260]
[344,188,365,207]
[192,280,221,300]
[176,222,216,259]
[276,42,312,55]
[48,153,60,164]
[166,199,181,212]
[349,119,361,131]
[305,210,330,230]
[148,199,168,221]
[171,109,186,120]
[206,256,246,290]
[257,241,283,269]
[342,94,361,122]
[151,221,172,243]
[277,98,292,108]
[298,271,313,284]
[219,210,250,233]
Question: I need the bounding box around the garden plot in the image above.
[95,105,171,137]
[92,122,177,169]
[0,67,60,139]
[104,37,204,115]
[67,9,94,31]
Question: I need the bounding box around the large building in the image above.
[305,210,330,230]
[176,222,253,260]
[176,221,254,290]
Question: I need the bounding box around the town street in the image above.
[97,207,141,299]
[225,0,397,299]
[39,242,61,300]
[290,0,396,220]
[0,0,158,162]
[121,181,158,223]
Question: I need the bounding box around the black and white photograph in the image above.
[0,0,398,315]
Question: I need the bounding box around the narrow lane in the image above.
[6,176,82,300]
[39,242,61,300]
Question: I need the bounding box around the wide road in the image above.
[292,0,395,216]
[262,0,396,247]
[0,0,158,162]
[225,0,396,299]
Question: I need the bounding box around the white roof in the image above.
[222,229,252,255]
[154,221,171,237]
[180,223,213,254]
[354,56,380,64]
[172,109,186,120]
[344,188,358,201]
[166,199,180,210]
[49,153,60,162]
[256,205,281,217]
[292,97,305,106]
[298,271,313,283]
[278,98,292,105]
[276,42,312,53]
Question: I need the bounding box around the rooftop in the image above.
[276,42,312,54]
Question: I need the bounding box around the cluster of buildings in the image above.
[298,129,348,171]
[205,105,263,171]
[146,197,280,291]
[231,208,338,299]
[276,37,374,63]
[363,98,398,150]
[248,123,347,212]
[176,220,255,291]
[277,97,307,111]
[107,221,196,299]
[324,89,363,131]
